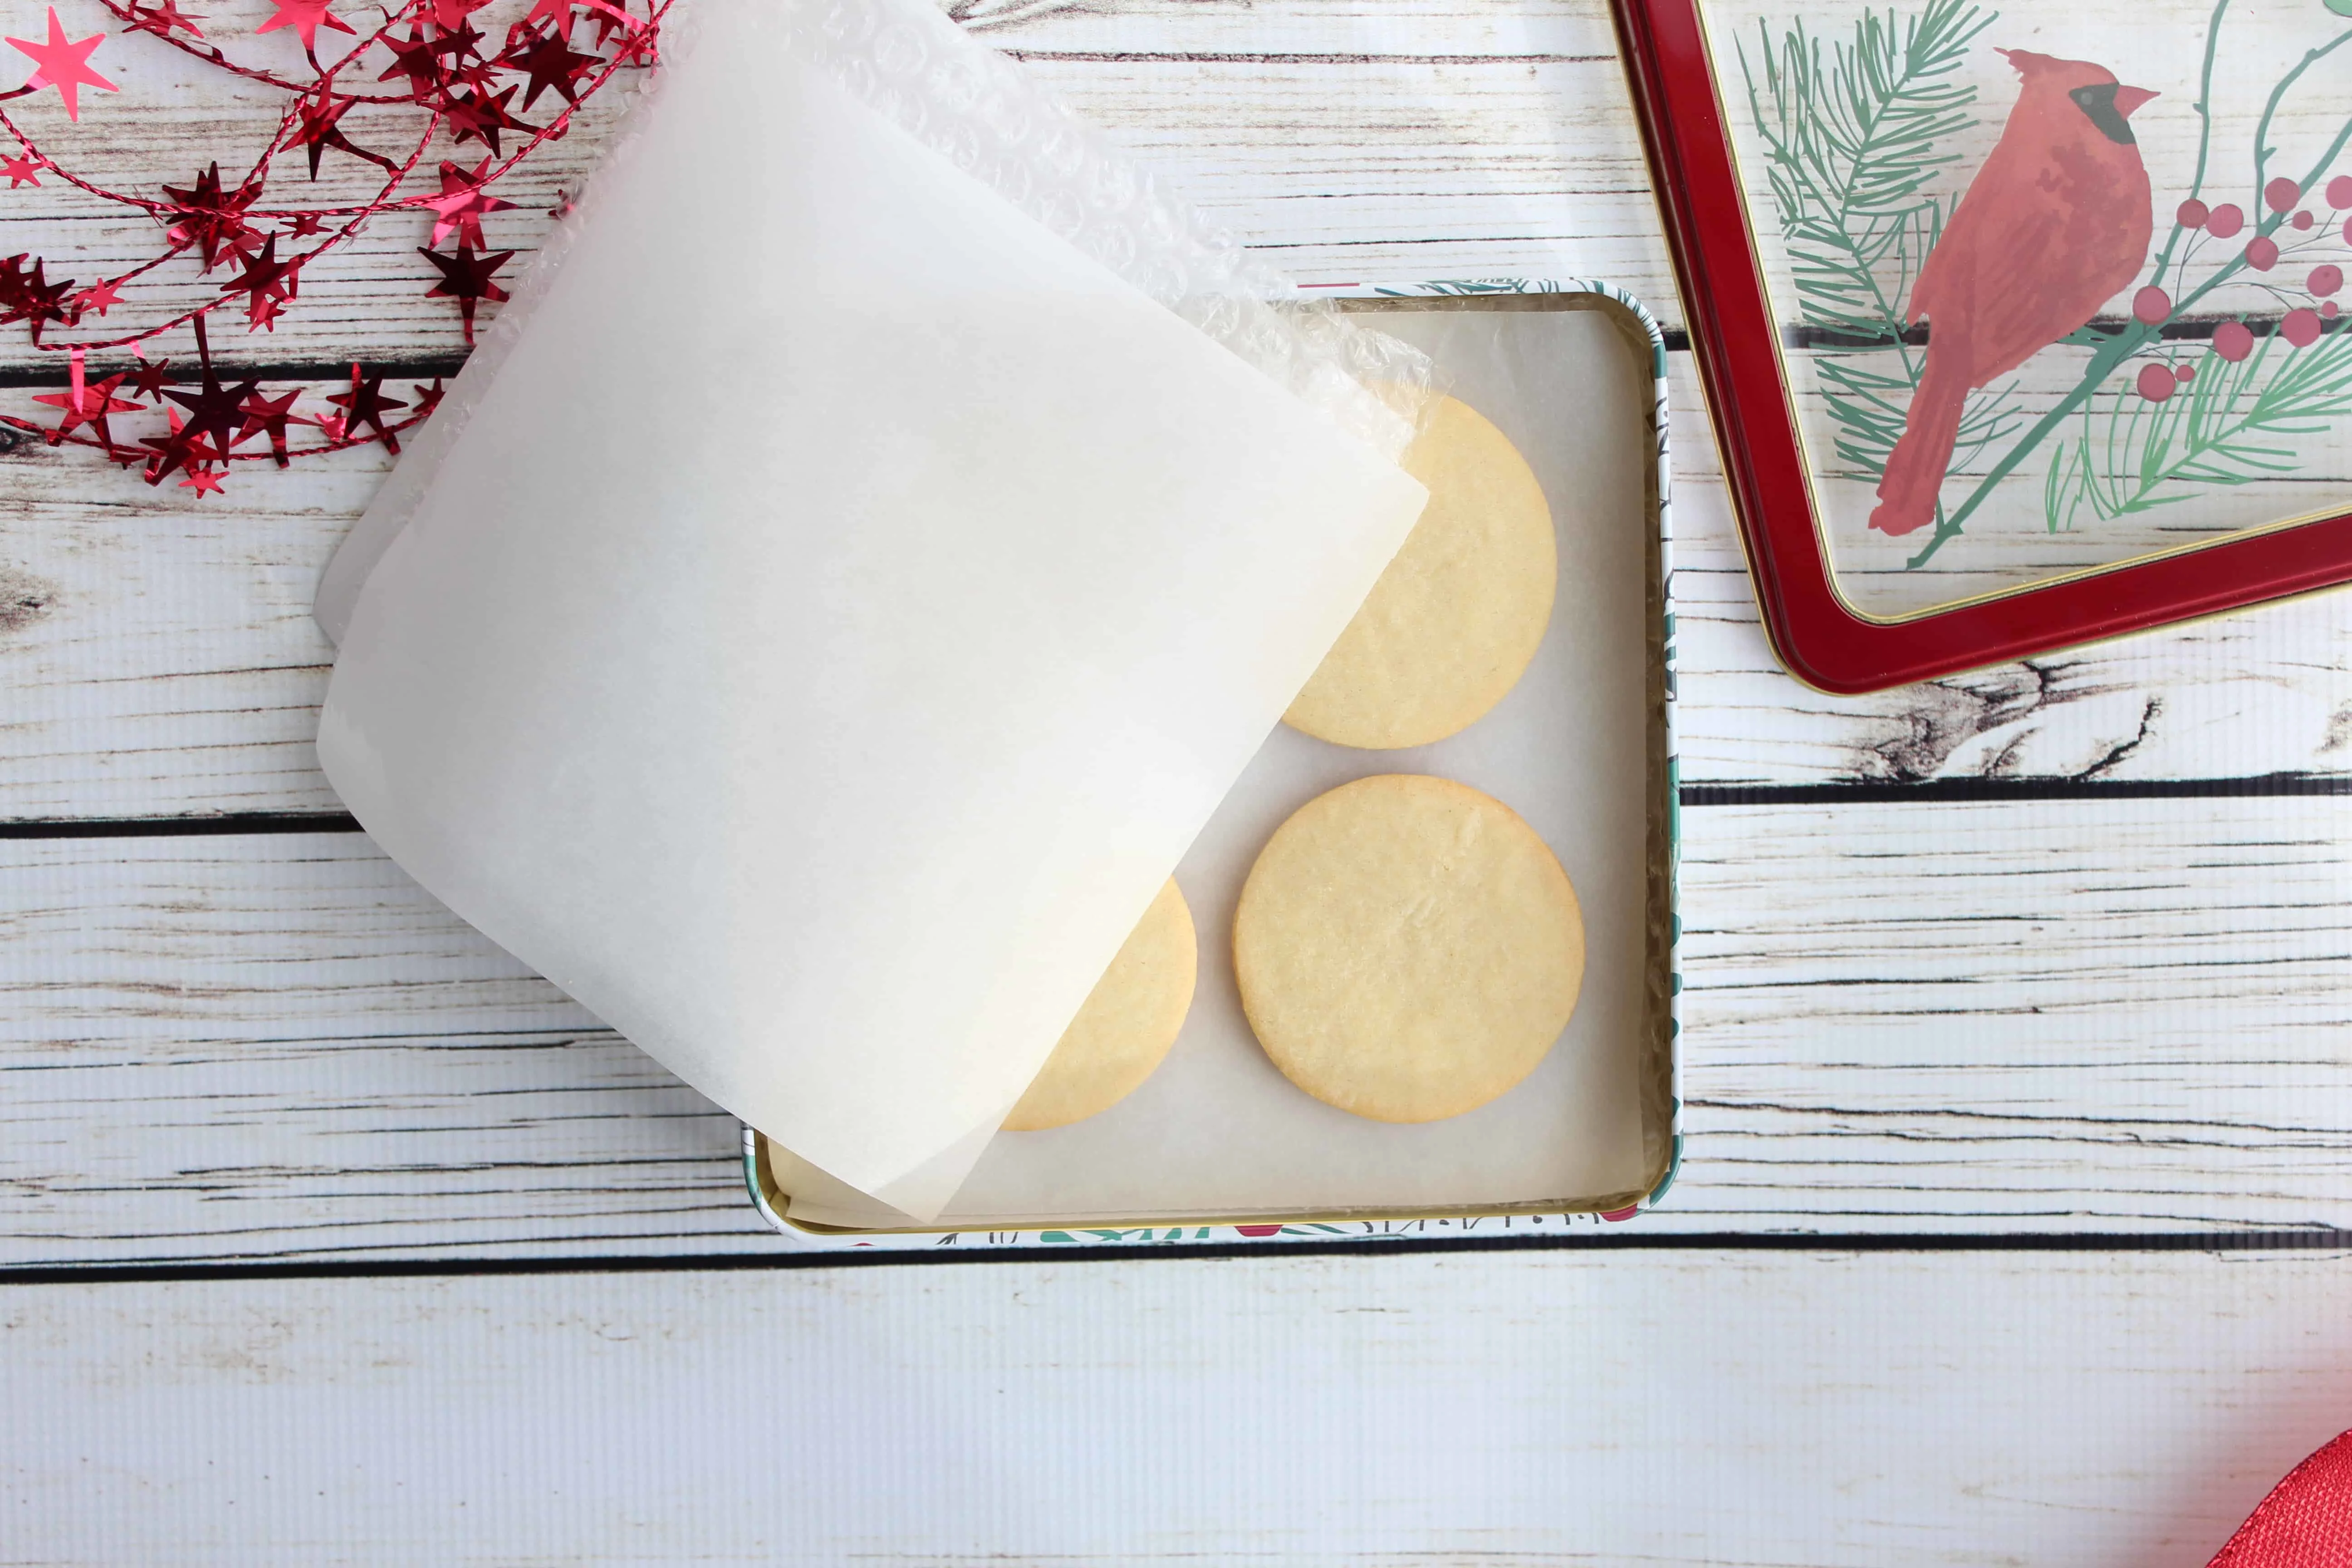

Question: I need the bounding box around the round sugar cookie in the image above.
[1004,880,1198,1132]
[1233,775,1583,1123]
[1284,396,1557,751]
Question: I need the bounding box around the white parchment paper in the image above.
[314,0,1427,1220]
[774,304,1656,1228]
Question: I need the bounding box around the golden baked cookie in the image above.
[1234,774,1583,1123]
[1003,879,1198,1132]
[1284,396,1556,750]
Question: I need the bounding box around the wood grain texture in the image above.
[8,1250,2352,1565]
[0,834,764,1264]
[8,809,2352,1264]
[7,3,2352,818]
[13,361,2352,823]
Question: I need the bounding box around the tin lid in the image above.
[1616,0,2352,692]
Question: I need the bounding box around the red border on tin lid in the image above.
[1610,0,2352,695]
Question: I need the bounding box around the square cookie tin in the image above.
[744,281,1682,1254]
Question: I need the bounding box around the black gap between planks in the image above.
[3,1229,2351,1284]
[0,355,471,390]
[10,774,2352,841]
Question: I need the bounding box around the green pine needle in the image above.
[1740,0,2000,481]
[2047,326,2352,528]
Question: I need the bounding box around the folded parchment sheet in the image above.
[313,0,1429,1220]
[774,304,1657,1229]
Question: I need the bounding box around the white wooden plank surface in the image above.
[17,367,2352,822]
[10,796,2352,1264]
[12,0,2352,818]
[6,1250,2351,1565]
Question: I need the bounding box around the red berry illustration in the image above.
[2284,307,2324,347]
[2268,177,2303,214]
[2333,176,2352,209]
[1233,1225,1282,1238]
[2208,203,2245,238]
[2214,320,2256,362]
[2296,211,2317,230]
[2247,235,2281,270]
[2133,284,2172,323]
[2313,264,2344,297]
[2330,302,2344,320]
[2176,363,2196,384]
[2179,197,2211,228]
[2136,363,2178,402]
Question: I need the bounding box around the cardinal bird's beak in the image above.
[2113,85,2159,118]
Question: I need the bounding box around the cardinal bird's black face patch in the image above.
[2071,83,2137,146]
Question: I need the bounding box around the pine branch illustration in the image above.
[2046,327,2352,526]
[1740,0,1998,494]
[1740,0,1994,350]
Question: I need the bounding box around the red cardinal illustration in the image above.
[1870,50,2158,536]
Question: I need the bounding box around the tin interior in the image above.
[754,291,1677,1237]
[1698,0,2352,623]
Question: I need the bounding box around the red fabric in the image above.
[2210,1432,2352,1568]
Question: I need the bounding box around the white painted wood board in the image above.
[9,797,2352,1264]
[6,1250,2352,1565]
[11,3,2352,817]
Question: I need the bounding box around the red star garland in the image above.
[418,240,511,343]
[0,254,77,338]
[236,387,303,465]
[33,350,138,448]
[221,232,302,330]
[504,25,597,110]
[0,0,667,494]
[441,82,532,155]
[424,156,514,247]
[160,162,264,272]
[72,275,121,315]
[288,87,381,179]
[123,0,203,40]
[324,364,407,452]
[6,8,118,121]
[254,0,356,56]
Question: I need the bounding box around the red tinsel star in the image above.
[505,26,599,110]
[237,387,303,466]
[376,27,445,95]
[289,88,371,180]
[409,375,446,421]
[223,234,301,330]
[422,157,515,248]
[125,357,172,401]
[439,84,531,157]
[429,0,490,31]
[179,462,225,495]
[324,364,407,451]
[286,211,329,238]
[32,352,139,450]
[73,276,122,316]
[161,163,265,273]
[417,240,510,343]
[255,0,356,54]
[517,0,571,35]
[583,0,636,47]
[2,154,39,187]
[125,0,206,40]
[152,318,260,480]
[140,409,213,482]
[0,253,77,338]
[6,9,118,122]
[430,26,500,93]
